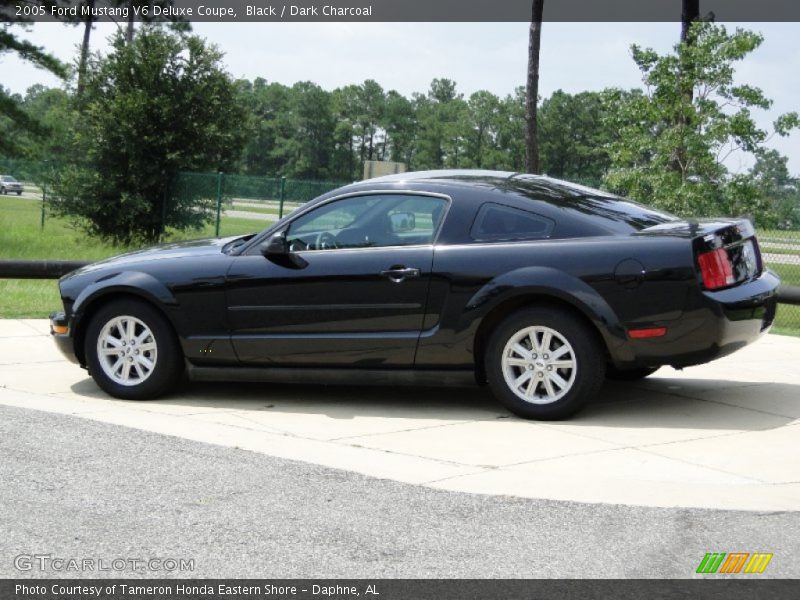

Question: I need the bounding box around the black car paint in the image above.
[52,171,780,382]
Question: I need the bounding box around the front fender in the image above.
[70,270,178,334]
[466,266,629,357]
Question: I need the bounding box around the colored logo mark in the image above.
[696,552,773,574]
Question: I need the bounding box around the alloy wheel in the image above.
[96,315,158,386]
[501,325,577,404]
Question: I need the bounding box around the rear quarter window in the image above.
[471,203,555,242]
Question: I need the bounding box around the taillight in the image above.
[698,247,734,290]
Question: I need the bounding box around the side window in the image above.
[286,194,447,251]
[386,196,447,242]
[470,203,554,241]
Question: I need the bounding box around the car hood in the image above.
[61,236,244,280]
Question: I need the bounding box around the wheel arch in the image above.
[468,267,628,382]
[71,281,179,366]
[474,293,613,383]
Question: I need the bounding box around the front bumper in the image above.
[50,311,79,364]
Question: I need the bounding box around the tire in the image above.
[0,187,5,195]
[606,365,659,380]
[485,307,605,420]
[16,190,22,196]
[84,298,183,400]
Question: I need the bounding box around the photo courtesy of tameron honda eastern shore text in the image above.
[50,171,779,420]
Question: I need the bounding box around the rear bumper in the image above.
[50,311,79,364]
[617,270,780,369]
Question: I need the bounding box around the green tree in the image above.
[51,26,247,244]
[330,84,360,179]
[494,87,527,171]
[238,78,294,176]
[382,90,417,167]
[74,1,189,97]
[464,90,501,169]
[414,78,468,169]
[9,84,74,162]
[355,79,385,163]
[1,1,68,155]
[238,79,342,180]
[287,81,335,179]
[604,22,799,223]
[749,149,799,227]
[538,90,615,186]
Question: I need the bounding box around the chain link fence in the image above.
[170,171,347,236]
[1,159,798,334]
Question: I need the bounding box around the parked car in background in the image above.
[0,175,23,195]
[50,170,779,419]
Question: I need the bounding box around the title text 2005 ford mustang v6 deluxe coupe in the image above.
[50,171,779,419]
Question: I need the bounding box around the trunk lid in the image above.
[634,218,762,290]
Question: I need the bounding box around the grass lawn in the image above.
[0,197,264,318]
[768,263,800,336]
[2,197,799,336]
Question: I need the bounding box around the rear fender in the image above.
[467,266,630,359]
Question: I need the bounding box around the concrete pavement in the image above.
[1,319,799,512]
[3,404,798,578]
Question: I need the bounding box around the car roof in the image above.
[334,169,675,234]
[360,169,621,201]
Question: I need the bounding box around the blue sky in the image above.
[3,21,799,173]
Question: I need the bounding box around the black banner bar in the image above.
[4,0,800,23]
[0,260,91,280]
[3,579,800,600]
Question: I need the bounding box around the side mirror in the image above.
[259,232,308,269]
[260,232,288,257]
[389,211,416,233]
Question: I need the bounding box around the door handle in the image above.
[380,266,421,283]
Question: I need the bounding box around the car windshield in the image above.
[2,176,18,182]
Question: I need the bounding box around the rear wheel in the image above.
[606,366,659,380]
[485,307,605,420]
[84,299,182,399]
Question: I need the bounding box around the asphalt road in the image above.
[0,404,797,579]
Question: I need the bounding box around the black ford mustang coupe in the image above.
[51,170,779,419]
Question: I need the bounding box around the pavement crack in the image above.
[634,446,767,484]
[329,419,476,442]
[630,382,797,421]
[421,467,495,486]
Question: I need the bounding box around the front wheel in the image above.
[84,299,183,400]
[485,307,605,420]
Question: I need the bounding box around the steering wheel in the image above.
[315,231,339,250]
[288,238,308,253]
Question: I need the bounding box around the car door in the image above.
[225,192,449,367]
